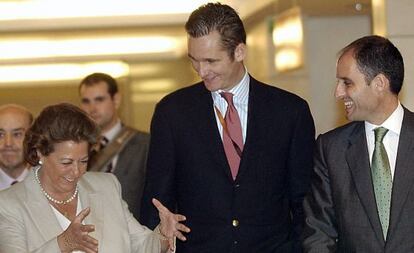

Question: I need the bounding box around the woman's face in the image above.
[39,140,89,196]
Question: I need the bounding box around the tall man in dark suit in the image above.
[140,3,315,252]
[303,35,413,252]
[79,73,149,220]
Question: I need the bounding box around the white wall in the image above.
[384,0,414,111]
[305,15,371,134]
[246,14,371,135]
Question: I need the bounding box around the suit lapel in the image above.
[388,109,414,236]
[193,84,234,181]
[114,146,131,177]
[24,170,105,246]
[23,169,63,242]
[193,79,263,182]
[113,128,137,177]
[79,177,104,245]
[235,77,260,181]
[345,123,384,245]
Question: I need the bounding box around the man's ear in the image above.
[234,43,246,62]
[113,93,122,109]
[372,73,390,92]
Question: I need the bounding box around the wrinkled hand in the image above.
[153,198,190,251]
[57,207,98,253]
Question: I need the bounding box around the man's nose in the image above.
[4,133,13,147]
[198,62,208,78]
[334,83,345,100]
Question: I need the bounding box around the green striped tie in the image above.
[371,127,392,240]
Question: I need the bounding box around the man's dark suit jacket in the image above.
[303,107,414,253]
[141,76,315,253]
[113,128,149,220]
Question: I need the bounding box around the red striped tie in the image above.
[220,92,244,180]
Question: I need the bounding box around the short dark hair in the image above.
[24,103,99,166]
[185,2,246,60]
[79,72,119,97]
[339,35,404,94]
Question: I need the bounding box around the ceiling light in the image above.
[0,0,210,21]
[0,61,129,84]
[132,78,176,92]
[372,0,386,36]
[272,7,304,72]
[0,36,185,62]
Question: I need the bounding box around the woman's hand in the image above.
[57,207,98,253]
[153,198,190,251]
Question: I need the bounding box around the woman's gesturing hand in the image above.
[153,198,191,251]
[57,207,98,253]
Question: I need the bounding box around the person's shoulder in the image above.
[318,121,362,143]
[0,180,27,211]
[81,172,119,190]
[80,173,123,202]
[133,129,150,140]
[403,106,414,122]
[250,76,308,107]
[121,125,150,143]
[152,81,207,117]
[158,81,205,105]
[82,171,116,181]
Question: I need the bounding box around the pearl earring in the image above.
[39,160,43,165]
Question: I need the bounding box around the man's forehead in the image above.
[0,126,26,132]
[0,115,30,131]
[0,109,31,125]
[81,85,111,98]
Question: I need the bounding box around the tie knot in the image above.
[374,127,388,143]
[220,92,234,106]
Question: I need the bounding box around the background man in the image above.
[79,72,149,219]
[0,104,33,190]
[303,35,413,252]
[141,3,315,252]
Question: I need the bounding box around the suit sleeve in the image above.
[0,201,61,253]
[287,100,316,252]
[107,174,162,253]
[302,135,338,253]
[140,101,176,229]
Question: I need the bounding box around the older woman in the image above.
[0,103,189,253]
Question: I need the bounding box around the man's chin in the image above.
[203,83,219,92]
[346,113,360,122]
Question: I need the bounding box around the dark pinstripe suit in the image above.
[141,76,315,253]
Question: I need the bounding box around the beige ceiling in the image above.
[273,0,371,16]
[0,0,372,68]
[0,0,371,32]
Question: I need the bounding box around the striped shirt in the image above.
[211,68,249,143]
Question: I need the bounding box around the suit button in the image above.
[232,219,239,227]
[234,240,238,244]
[235,184,240,188]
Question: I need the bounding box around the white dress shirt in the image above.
[0,167,29,191]
[50,197,83,253]
[212,68,249,143]
[365,102,404,180]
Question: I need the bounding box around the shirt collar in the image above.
[365,102,404,136]
[0,166,29,186]
[212,66,249,102]
[102,120,122,142]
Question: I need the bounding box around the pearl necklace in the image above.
[34,167,78,205]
